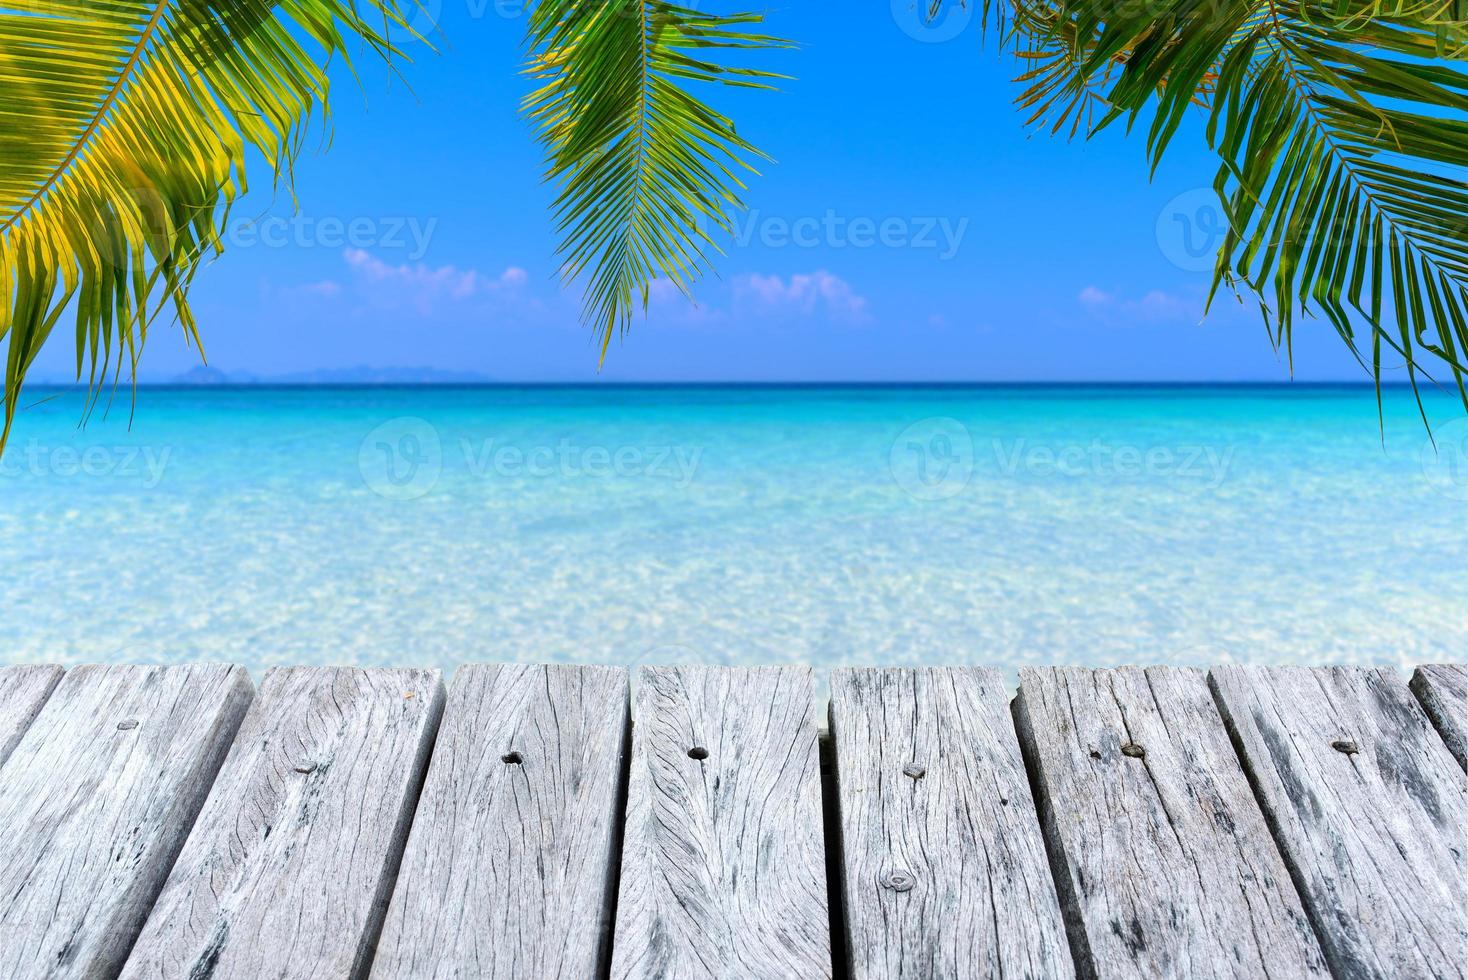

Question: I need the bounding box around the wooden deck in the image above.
[0,662,1463,979]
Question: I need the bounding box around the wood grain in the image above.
[1411,664,1468,773]
[371,664,629,980]
[0,663,253,980]
[610,665,830,980]
[0,664,63,767]
[1210,665,1468,979]
[830,667,1072,979]
[1014,666,1327,979]
[120,667,444,980]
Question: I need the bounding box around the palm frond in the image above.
[1002,0,1468,409]
[1212,1,1468,413]
[1011,2,1129,139]
[0,0,415,448]
[523,0,788,359]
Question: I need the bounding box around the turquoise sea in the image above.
[3,384,1466,678]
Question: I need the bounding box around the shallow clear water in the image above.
[3,384,1465,679]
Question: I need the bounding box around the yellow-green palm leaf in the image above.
[0,0,413,447]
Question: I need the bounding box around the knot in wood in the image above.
[879,869,916,893]
[1331,739,1359,755]
[293,762,318,774]
[1120,743,1146,759]
[902,763,926,780]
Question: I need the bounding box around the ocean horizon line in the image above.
[19,379,1437,391]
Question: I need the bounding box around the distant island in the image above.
[167,365,495,385]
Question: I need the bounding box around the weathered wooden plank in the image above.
[610,665,830,980]
[371,664,628,980]
[0,664,63,767]
[830,667,1072,979]
[0,663,253,980]
[120,667,443,980]
[1411,664,1468,773]
[1014,666,1327,979]
[1210,666,1468,979]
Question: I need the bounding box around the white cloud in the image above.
[290,250,531,315]
[736,270,870,323]
[1133,290,1193,320]
[297,280,342,299]
[630,269,870,328]
[638,277,726,327]
[344,248,480,302]
[289,259,868,329]
[1078,285,1196,324]
[1078,286,1114,310]
[647,277,691,306]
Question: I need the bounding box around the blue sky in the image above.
[35,2,1381,382]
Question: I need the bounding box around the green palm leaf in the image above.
[523,0,788,358]
[0,0,415,448]
[1003,0,1468,410]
